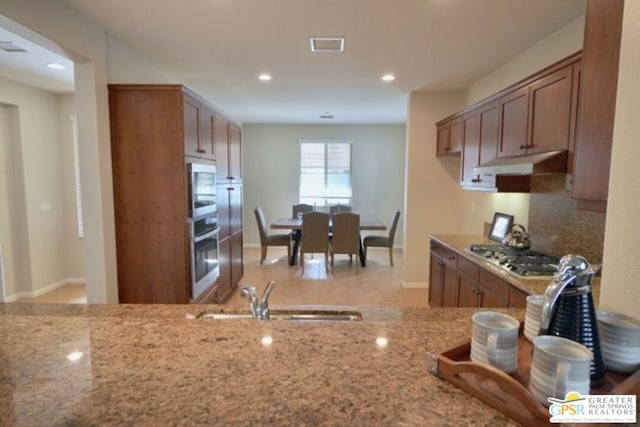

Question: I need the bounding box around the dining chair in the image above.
[329,204,351,217]
[330,212,360,274]
[254,207,291,265]
[299,211,330,272]
[292,203,314,219]
[363,210,401,266]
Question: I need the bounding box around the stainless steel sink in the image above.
[190,309,362,321]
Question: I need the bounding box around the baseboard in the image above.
[402,281,428,289]
[4,277,86,302]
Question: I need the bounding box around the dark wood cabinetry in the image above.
[498,66,574,158]
[184,96,215,160]
[572,0,624,212]
[438,53,582,191]
[429,241,526,308]
[436,117,463,157]
[214,114,243,303]
[215,182,243,303]
[497,86,530,158]
[428,243,458,307]
[108,84,242,304]
[461,101,499,188]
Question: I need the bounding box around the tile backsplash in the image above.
[527,175,605,265]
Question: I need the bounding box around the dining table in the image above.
[271,217,387,267]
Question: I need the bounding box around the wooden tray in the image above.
[431,328,640,427]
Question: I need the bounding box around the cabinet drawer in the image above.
[479,269,509,302]
[430,242,457,266]
[457,257,479,280]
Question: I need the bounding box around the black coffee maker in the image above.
[539,254,605,385]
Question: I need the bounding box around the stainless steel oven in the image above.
[190,214,220,300]
[188,163,217,218]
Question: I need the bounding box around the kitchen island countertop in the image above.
[0,303,522,426]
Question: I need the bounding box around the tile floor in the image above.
[15,247,429,308]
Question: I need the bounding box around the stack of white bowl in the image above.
[597,310,640,374]
[524,294,544,342]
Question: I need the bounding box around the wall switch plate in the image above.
[40,202,51,212]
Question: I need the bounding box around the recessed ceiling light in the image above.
[46,62,65,70]
[258,73,272,81]
[310,37,345,52]
[382,74,395,82]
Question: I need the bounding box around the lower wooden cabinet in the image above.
[429,241,527,308]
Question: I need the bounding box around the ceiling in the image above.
[1,0,586,124]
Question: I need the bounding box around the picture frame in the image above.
[488,212,514,242]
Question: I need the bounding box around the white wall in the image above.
[465,15,585,105]
[242,124,406,247]
[0,78,75,299]
[0,0,176,302]
[599,1,640,318]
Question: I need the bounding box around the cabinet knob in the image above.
[227,176,235,180]
[196,149,206,154]
[519,144,531,150]
[471,178,481,183]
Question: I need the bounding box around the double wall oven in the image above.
[188,163,219,300]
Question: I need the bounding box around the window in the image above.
[70,115,84,238]
[299,140,352,206]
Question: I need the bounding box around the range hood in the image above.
[469,150,568,193]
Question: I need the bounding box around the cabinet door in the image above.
[184,96,201,158]
[566,61,582,191]
[441,262,458,307]
[509,286,528,308]
[478,285,508,308]
[199,107,215,160]
[429,253,444,307]
[572,0,623,210]
[216,184,231,240]
[528,66,573,154]
[215,237,232,303]
[229,183,243,235]
[479,102,499,166]
[461,111,481,186]
[228,124,242,181]
[230,231,244,290]
[214,115,230,180]
[436,117,462,156]
[457,273,479,307]
[498,86,529,158]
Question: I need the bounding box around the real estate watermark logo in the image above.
[548,391,636,423]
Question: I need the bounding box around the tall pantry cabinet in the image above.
[108,84,243,304]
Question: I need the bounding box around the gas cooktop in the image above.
[467,244,560,277]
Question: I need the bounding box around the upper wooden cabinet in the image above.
[183,95,215,160]
[528,66,574,155]
[461,101,498,188]
[497,86,530,158]
[436,116,463,157]
[214,116,242,182]
[572,0,624,212]
[498,66,574,158]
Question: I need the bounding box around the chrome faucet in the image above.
[239,281,275,320]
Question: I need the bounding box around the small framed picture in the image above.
[488,212,514,242]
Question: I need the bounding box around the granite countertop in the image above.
[0,303,522,426]
[428,234,601,301]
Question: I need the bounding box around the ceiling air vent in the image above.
[0,41,27,53]
[310,37,345,52]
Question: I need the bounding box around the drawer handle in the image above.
[196,149,207,153]
[447,256,456,260]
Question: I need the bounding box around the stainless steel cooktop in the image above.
[467,244,560,277]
